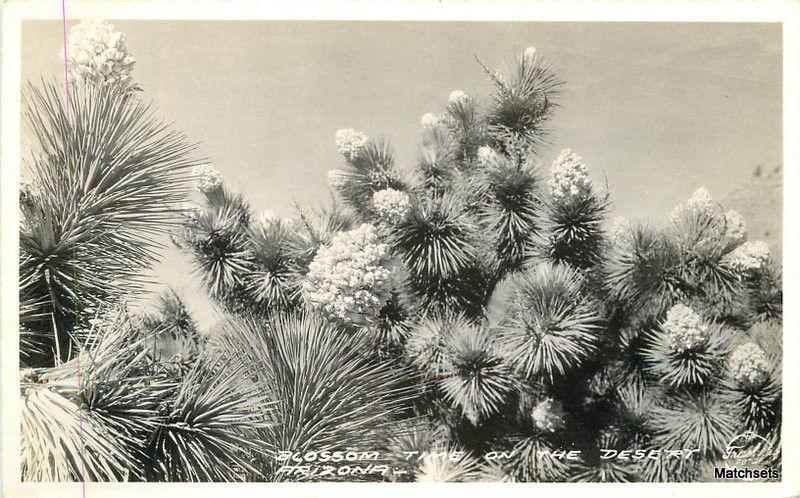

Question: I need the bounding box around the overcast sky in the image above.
[21,20,782,329]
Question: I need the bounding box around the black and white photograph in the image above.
[2,1,799,495]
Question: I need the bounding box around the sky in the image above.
[21,20,783,329]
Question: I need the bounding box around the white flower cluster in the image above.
[661,304,709,352]
[670,187,714,221]
[334,128,369,161]
[476,146,499,166]
[67,20,136,88]
[303,224,392,324]
[192,165,223,193]
[420,112,441,132]
[727,240,770,273]
[549,148,592,202]
[372,188,411,225]
[724,210,747,241]
[729,342,770,389]
[524,46,538,60]
[609,217,634,246]
[531,397,566,432]
[448,90,470,107]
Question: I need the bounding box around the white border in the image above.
[2,1,799,497]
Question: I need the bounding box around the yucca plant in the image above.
[20,80,199,366]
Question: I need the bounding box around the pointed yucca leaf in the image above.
[444,95,486,163]
[613,383,658,449]
[211,312,416,481]
[499,262,602,382]
[20,80,200,365]
[142,289,203,365]
[405,311,473,379]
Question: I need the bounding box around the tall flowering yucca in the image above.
[303,223,393,325]
[67,20,137,89]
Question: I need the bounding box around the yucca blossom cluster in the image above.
[335,128,369,161]
[531,398,566,432]
[524,46,538,60]
[549,148,591,202]
[477,146,500,166]
[670,187,714,222]
[303,224,393,324]
[372,188,412,225]
[609,216,634,246]
[67,20,136,88]
[727,240,770,273]
[192,164,223,193]
[661,303,709,353]
[420,112,441,132]
[729,342,770,389]
[448,90,470,107]
[724,210,747,241]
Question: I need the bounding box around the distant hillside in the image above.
[722,165,783,264]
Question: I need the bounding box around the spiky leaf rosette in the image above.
[178,195,254,311]
[641,307,731,388]
[19,81,198,365]
[476,154,543,274]
[405,312,473,379]
[480,48,562,150]
[244,217,304,313]
[142,289,203,369]
[444,90,486,163]
[147,355,270,482]
[604,224,683,324]
[383,422,449,481]
[438,323,517,424]
[651,387,739,461]
[498,262,601,382]
[671,204,748,316]
[212,312,414,480]
[391,193,492,313]
[21,307,173,481]
[613,383,658,449]
[329,138,410,217]
[416,125,460,191]
[742,262,783,323]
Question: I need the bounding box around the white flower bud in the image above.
[372,188,411,225]
[531,397,566,432]
[549,148,591,202]
[334,128,369,161]
[661,304,709,353]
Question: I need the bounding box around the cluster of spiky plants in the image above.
[22,20,782,484]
